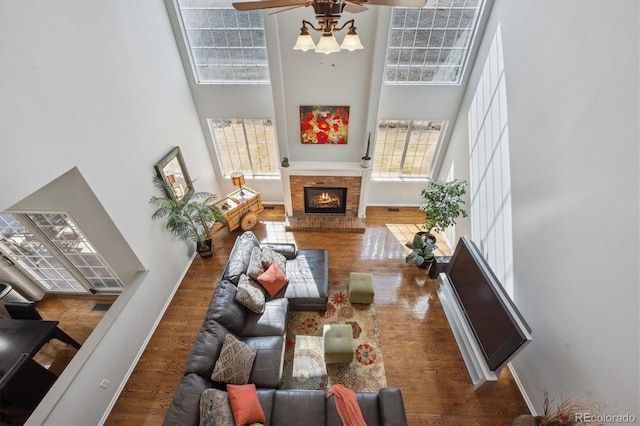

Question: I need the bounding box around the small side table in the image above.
[429,256,452,279]
[291,335,327,390]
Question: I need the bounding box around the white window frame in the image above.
[372,119,448,180]
[208,118,281,178]
[0,212,124,294]
[173,0,270,84]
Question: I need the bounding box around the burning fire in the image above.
[314,192,340,207]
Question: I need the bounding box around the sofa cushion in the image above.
[240,298,288,338]
[377,387,409,426]
[235,274,265,314]
[163,373,211,426]
[208,280,247,335]
[221,231,260,284]
[227,384,266,426]
[270,390,327,426]
[283,249,329,311]
[211,334,257,385]
[199,388,234,426]
[184,320,229,378]
[241,335,285,388]
[257,262,289,298]
[256,389,276,426]
[326,391,380,426]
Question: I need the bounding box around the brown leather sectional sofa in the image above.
[163,231,408,425]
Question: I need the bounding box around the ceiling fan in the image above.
[232,0,427,54]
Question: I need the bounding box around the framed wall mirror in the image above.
[154,146,194,201]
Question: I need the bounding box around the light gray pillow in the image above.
[199,388,234,426]
[246,246,264,280]
[211,334,257,385]
[236,274,266,314]
[260,247,286,275]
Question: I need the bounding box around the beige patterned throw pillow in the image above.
[235,274,266,314]
[211,334,257,385]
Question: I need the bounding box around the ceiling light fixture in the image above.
[293,18,363,54]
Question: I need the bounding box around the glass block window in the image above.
[385,0,484,84]
[0,213,124,293]
[176,0,270,83]
[208,118,280,177]
[373,120,446,178]
[26,213,124,291]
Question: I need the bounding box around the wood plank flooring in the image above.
[15,206,529,425]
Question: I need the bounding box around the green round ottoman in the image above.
[323,324,354,364]
[348,272,374,304]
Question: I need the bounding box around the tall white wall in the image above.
[444,0,639,417]
[0,1,217,424]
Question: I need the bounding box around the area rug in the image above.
[281,281,387,392]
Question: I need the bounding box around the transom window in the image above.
[175,0,269,83]
[385,0,484,84]
[373,120,446,178]
[0,213,124,293]
[208,118,280,177]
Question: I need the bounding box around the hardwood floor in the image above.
[0,295,116,425]
[16,206,529,425]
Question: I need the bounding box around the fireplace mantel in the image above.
[281,161,372,218]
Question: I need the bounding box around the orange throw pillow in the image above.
[226,383,266,426]
[256,262,288,297]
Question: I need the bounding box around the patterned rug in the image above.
[281,281,387,392]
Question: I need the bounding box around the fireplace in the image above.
[304,187,347,214]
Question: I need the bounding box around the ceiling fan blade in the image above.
[268,3,310,15]
[343,1,368,13]
[364,0,426,7]
[232,0,308,11]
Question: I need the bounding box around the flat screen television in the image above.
[445,236,531,372]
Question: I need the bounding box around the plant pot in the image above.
[360,157,372,168]
[418,258,433,270]
[196,239,213,258]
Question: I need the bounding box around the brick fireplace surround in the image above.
[281,161,373,218]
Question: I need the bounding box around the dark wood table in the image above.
[0,319,71,408]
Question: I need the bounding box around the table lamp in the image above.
[231,171,246,200]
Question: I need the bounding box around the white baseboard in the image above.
[508,362,537,416]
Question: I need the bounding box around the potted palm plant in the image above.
[419,178,468,243]
[405,233,438,269]
[360,132,372,168]
[149,176,224,258]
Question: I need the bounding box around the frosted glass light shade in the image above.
[293,34,316,51]
[340,33,363,51]
[315,34,341,54]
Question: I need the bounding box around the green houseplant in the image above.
[149,175,224,258]
[419,178,469,241]
[405,232,438,269]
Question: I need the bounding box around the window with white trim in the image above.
[175,0,270,83]
[385,0,485,84]
[208,118,280,177]
[0,213,124,293]
[373,119,446,178]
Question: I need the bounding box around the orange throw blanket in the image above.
[326,384,367,426]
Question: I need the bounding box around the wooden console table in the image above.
[213,187,263,232]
